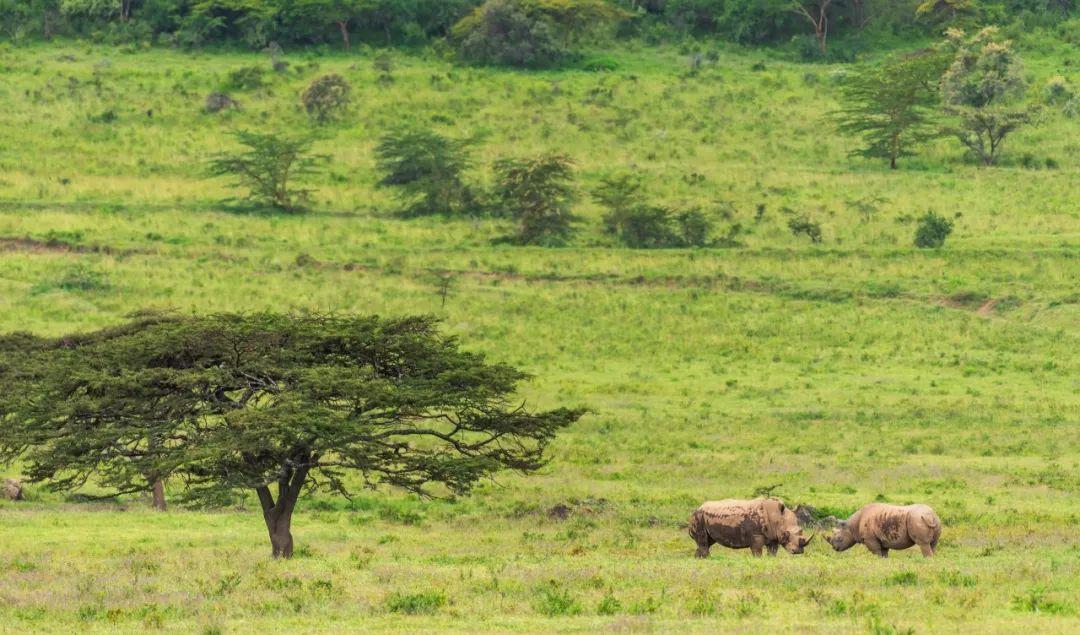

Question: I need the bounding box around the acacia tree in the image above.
[834,51,949,169]
[207,131,326,212]
[0,314,582,558]
[940,27,1035,165]
[0,315,191,511]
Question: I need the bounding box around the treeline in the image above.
[0,0,1075,55]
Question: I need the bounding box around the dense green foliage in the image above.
[493,154,578,245]
[1,0,1076,53]
[913,210,954,247]
[375,126,478,217]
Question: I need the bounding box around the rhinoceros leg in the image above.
[750,535,766,557]
[918,542,935,557]
[864,538,888,558]
[694,541,711,558]
[766,542,779,557]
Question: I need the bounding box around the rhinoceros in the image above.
[825,503,941,558]
[2,478,23,501]
[688,498,814,557]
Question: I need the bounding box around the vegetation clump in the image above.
[207,131,326,212]
[300,73,352,123]
[940,27,1035,165]
[914,211,954,248]
[375,127,477,217]
[493,154,577,245]
[452,0,626,68]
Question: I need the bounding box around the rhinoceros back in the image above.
[693,500,765,548]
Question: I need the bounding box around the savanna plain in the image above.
[0,33,1078,635]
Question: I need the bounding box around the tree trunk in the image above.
[268,514,294,558]
[337,21,350,50]
[256,458,311,559]
[151,478,167,511]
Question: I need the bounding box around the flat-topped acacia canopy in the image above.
[0,313,583,558]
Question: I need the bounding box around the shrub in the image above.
[452,0,626,68]
[452,0,566,68]
[674,209,713,247]
[534,582,581,616]
[493,154,577,246]
[207,131,326,212]
[226,65,266,91]
[204,92,238,113]
[913,211,954,248]
[788,216,823,243]
[594,174,715,248]
[1043,76,1073,104]
[385,591,447,615]
[374,127,477,217]
[300,74,351,124]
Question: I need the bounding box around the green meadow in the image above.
[0,38,1078,633]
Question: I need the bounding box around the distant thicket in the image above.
[0,0,1074,53]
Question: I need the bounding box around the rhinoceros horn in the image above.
[800,533,815,547]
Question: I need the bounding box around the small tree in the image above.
[791,0,834,54]
[835,51,949,169]
[301,74,352,124]
[0,314,583,558]
[940,28,1035,166]
[207,131,326,212]
[914,211,953,248]
[788,216,823,243]
[374,127,477,217]
[494,154,577,246]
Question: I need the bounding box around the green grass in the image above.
[0,39,1078,633]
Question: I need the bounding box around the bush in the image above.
[788,216,823,243]
[226,65,266,91]
[452,0,566,68]
[204,92,238,113]
[374,127,477,217]
[300,74,351,124]
[384,591,447,615]
[493,154,577,246]
[913,211,954,248]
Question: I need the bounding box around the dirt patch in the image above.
[0,236,140,256]
[975,299,999,316]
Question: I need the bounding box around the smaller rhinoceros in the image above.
[689,498,814,557]
[825,503,941,558]
[2,478,23,501]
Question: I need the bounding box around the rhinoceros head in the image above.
[825,520,857,552]
[775,502,814,554]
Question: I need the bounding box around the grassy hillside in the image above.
[0,40,1078,634]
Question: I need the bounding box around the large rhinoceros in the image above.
[688,498,813,557]
[825,503,941,558]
